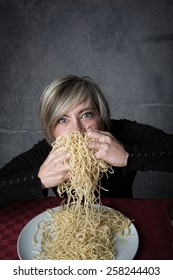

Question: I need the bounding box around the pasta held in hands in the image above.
[33,131,131,259]
[52,131,114,205]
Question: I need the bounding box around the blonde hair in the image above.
[39,75,110,143]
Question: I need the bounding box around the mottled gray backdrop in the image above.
[0,0,173,197]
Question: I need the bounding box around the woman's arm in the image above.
[87,119,173,173]
[0,139,51,208]
[113,119,173,173]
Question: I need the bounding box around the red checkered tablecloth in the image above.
[0,198,62,260]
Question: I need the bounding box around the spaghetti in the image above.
[33,131,131,259]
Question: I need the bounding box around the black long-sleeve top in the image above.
[0,119,173,208]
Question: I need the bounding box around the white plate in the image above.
[17,205,139,260]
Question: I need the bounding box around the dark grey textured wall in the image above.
[0,0,173,198]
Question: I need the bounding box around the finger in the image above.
[88,141,103,151]
[47,160,71,176]
[48,150,71,164]
[51,146,70,155]
[53,156,71,172]
[56,169,70,183]
[61,152,71,162]
[51,145,63,153]
[88,141,109,158]
[87,129,111,141]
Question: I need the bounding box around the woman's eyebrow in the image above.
[59,114,69,118]
[79,107,95,114]
[60,107,95,118]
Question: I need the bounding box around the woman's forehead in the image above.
[64,99,96,115]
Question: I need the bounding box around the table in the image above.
[0,197,173,260]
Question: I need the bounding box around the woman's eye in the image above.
[82,112,93,118]
[58,117,67,124]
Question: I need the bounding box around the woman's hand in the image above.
[38,148,71,189]
[87,130,129,167]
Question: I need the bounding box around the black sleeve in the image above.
[110,119,173,173]
[0,139,51,208]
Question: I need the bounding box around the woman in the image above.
[0,75,173,208]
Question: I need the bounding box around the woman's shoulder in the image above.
[27,138,52,158]
[110,118,135,133]
[35,138,52,150]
